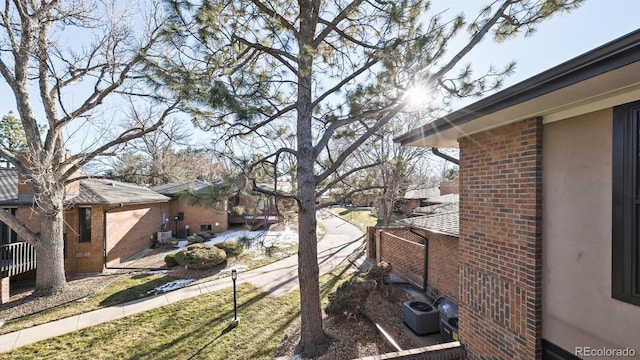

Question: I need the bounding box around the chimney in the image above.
[16,153,33,195]
[439,176,459,196]
[16,152,84,196]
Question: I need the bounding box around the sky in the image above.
[1,0,640,154]
[431,0,640,107]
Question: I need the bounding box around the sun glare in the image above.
[404,85,430,109]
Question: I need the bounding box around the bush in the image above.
[197,231,213,240]
[164,237,179,248]
[164,253,178,267]
[325,276,376,319]
[366,261,392,286]
[175,244,227,269]
[186,234,205,244]
[215,241,244,257]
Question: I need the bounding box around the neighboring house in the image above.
[0,169,170,275]
[226,182,293,230]
[412,194,459,216]
[151,180,229,236]
[368,211,460,303]
[368,191,460,301]
[395,30,640,359]
[439,176,459,195]
[399,186,440,215]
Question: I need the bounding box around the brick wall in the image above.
[400,199,420,215]
[105,203,169,267]
[377,228,425,287]
[458,117,543,359]
[169,198,229,235]
[368,227,459,300]
[426,231,459,302]
[439,177,459,196]
[74,206,106,273]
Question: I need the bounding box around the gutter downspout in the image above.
[432,148,459,165]
[409,227,429,292]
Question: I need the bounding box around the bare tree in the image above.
[107,117,191,185]
[0,0,180,295]
[346,114,434,226]
[159,0,582,355]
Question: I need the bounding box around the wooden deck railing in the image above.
[0,242,36,278]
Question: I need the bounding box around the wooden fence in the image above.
[0,242,36,278]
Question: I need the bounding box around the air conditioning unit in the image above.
[157,230,173,244]
[403,301,440,335]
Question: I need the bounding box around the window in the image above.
[79,207,92,243]
[0,208,18,245]
[612,100,640,306]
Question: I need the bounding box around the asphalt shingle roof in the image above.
[72,179,169,205]
[413,201,459,215]
[396,210,459,238]
[0,169,17,201]
[151,180,212,197]
[0,170,168,206]
[403,187,439,200]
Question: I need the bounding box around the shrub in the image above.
[164,237,179,248]
[186,234,205,244]
[175,244,227,269]
[325,276,376,319]
[366,261,392,286]
[215,241,244,257]
[164,253,178,267]
[197,231,212,240]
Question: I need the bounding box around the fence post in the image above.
[0,276,9,304]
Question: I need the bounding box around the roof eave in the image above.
[395,29,640,147]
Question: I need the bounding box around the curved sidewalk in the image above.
[0,210,366,353]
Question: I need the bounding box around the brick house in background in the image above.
[368,210,460,303]
[151,180,229,237]
[399,187,439,215]
[368,181,460,300]
[396,30,640,359]
[0,169,170,275]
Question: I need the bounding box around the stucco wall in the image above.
[543,108,640,354]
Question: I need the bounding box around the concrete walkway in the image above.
[0,210,366,353]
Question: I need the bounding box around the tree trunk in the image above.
[33,190,67,295]
[296,1,326,356]
[296,60,327,359]
[296,198,326,356]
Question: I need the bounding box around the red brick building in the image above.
[396,30,640,359]
[1,169,170,275]
[151,180,229,236]
[368,209,460,303]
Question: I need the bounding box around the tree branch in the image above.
[60,99,181,180]
[315,102,404,183]
[316,185,384,210]
[0,208,39,244]
[313,0,366,47]
[315,160,382,198]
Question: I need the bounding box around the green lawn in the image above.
[0,273,178,336]
[331,207,379,232]
[1,223,321,337]
[1,266,356,360]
